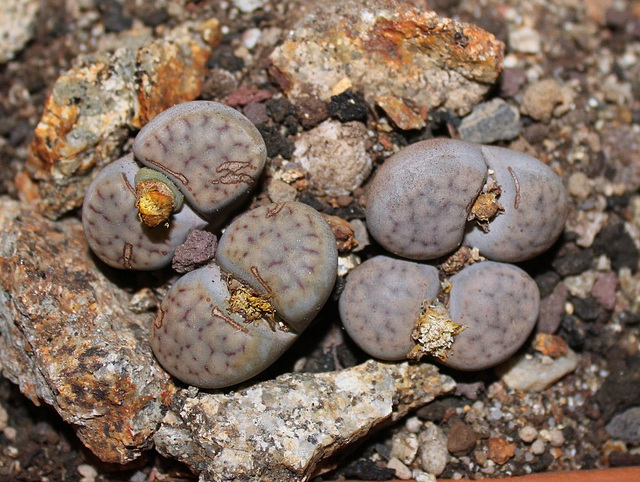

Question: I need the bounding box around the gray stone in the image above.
[418,422,450,476]
[606,407,640,445]
[458,99,522,144]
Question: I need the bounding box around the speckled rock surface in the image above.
[292,120,372,197]
[0,0,39,64]
[0,197,175,463]
[269,0,504,116]
[18,18,221,219]
[154,360,455,482]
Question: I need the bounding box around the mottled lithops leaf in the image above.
[132,101,267,219]
[464,145,568,262]
[366,139,487,260]
[82,154,208,270]
[216,202,338,332]
[151,264,297,389]
[339,256,440,360]
[443,261,540,371]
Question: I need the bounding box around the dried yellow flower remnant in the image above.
[226,278,277,330]
[469,184,504,232]
[135,179,176,227]
[408,301,466,361]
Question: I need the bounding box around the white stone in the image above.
[509,27,542,54]
[0,0,39,63]
[418,422,450,476]
[390,432,419,465]
[387,457,413,480]
[497,350,580,392]
[518,425,538,443]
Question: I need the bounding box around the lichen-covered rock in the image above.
[154,360,455,481]
[0,197,174,463]
[19,18,221,219]
[269,0,504,117]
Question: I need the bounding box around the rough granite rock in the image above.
[17,18,222,219]
[0,197,455,478]
[0,197,175,463]
[269,0,504,118]
[154,360,455,481]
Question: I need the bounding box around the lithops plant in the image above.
[366,138,567,263]
[442,261,540,370]
[82,154,208,270]
[463,145,568,262]
[338,255,440,360]
[366,139,487,260]
[151,201,339,388]
[339,259,539,371]
[132,100,267,222]
[83,101,267,270]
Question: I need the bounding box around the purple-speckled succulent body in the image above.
[444,261,540,370]
[151,201,339,388]
[133,101,267,219]
[463,145,568,262]
[82,154,208,270]
[339,255,440,360]
[366,139,487,260]
[151,263,298,389]
[216,202,338,332]
[366,138,567,263]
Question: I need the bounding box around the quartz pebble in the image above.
[497,349,580,392]
[418,422,450,476]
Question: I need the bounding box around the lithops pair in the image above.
[339,257,539,371]
[82,101,267,270]
[366,138,568,262]
[151,201,338,388]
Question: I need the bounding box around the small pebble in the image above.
[486,437,516,465]
[606,407,640,445]
[531,438,546,455]
[419,422,449,476]
[509,26,542,54]
[0,404,8,431]
[412,470,437,482]
[567,172,592,200]
[387,457,413,480]
[78,464,98,482]
[519,425,538,443]
[3,427,16,441]
[447,420,477,456]
[497,349,580,392]
[458,98,522,144]
[406,416,423,433]
[390,432,419,465]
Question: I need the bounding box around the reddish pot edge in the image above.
[327,466,640,482]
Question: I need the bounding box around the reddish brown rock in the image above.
[19,18,221,219]
[0,198,175,463]
[269,0,504,117]
[486,436,516,465]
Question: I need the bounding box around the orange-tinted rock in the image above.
[20,18,221,219]
[0,198,175,463]
[486,436,516,465]
[269,0,504,116]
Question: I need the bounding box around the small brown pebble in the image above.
[226,86,272,107]
[532,333,569,358]
[320,213,357,253]
[486,437,516,465]
[172,230,217,274]
[295,96,329,129]
[447,419,477,456]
